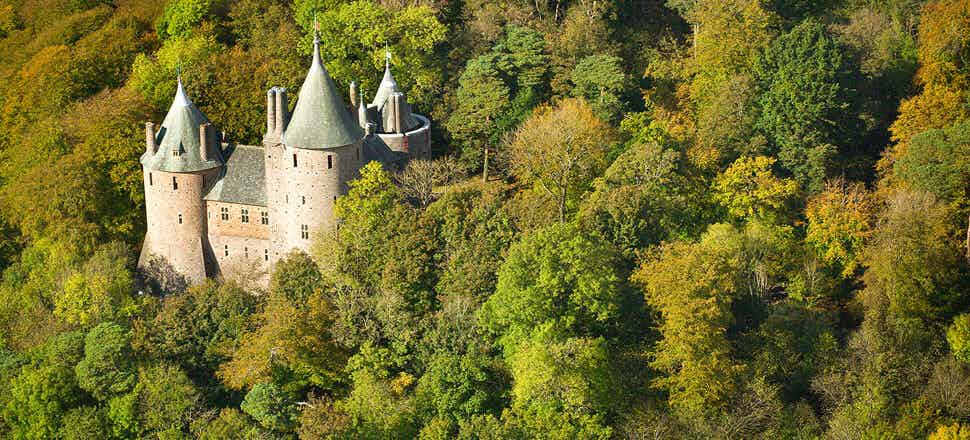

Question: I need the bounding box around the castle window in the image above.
[327,155,333,169]
[244,247,248,258]
[301,224,309,240]
[172,176,178,190]
[293,153,298,167]
[264,249,268,261]
[224,245,229,257]
[149,173,153,186]
[301,196,306,205]
[241,208,249,223]
[261,211,268,225]
[172,145,181,157]
[178,214,182,224]
[220,207,229,220]
[333,195,337,203]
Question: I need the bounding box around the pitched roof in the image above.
[283,37,363,150]
[371,61,400,112]
[141,79,224,172]
[203,144,266,206]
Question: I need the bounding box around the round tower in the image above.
[276,31,365,254]
[138,78,224,284]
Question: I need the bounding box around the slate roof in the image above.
[141,79,224,172]
[363,135,405,165]
[371,63,400,112]
[203,144,266,206]
[283,37,363,150]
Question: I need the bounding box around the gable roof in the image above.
[203,144,266,206]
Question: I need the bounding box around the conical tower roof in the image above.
[283,34,363,150]
[371,54,400,111]
[141,78,223,172]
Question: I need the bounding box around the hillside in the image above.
[0,0,968,438]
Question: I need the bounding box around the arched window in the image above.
[178,214,182,224]
[301,196,306,205]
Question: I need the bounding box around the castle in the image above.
[137,33,431,285]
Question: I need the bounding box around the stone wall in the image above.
[139,167,221,283]
[377,114,431,159]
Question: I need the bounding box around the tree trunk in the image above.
[482,146,489,183]
[966,213,969,265]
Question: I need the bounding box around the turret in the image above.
[349,81,358,109]
[137,76,223,285]
[270,26,365,254]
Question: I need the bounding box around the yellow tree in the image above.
[712,155,798,223]
[508,98,616,222]
[887,0,970,166]
[632,224,745,416]
[805,178,875,278]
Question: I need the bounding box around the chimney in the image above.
[365,122,376,136]
[199,123,210,161]
[349,81,358,108]
[266,88,277,135]
[145,122,157,154]
[392,93,404,134]
[274,88,288,137]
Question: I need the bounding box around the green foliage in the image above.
[570,54,630,122]
[894,121,970,203]
[754,19,860,192]
[241,382,299,432]
[293,1,446,112]
[948,314,970,365]
[75,322,136,401]
[156,0,222,41]
[131,363,201,438]
[480,222,623,353]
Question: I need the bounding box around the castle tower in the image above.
[266,30,365,256]
[361,49,432,159]
[139,77,224,283]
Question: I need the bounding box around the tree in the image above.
[931,424,970,440]
[131,363,202,438]
[631,224,744,415]
[241,382,299,432]
[888,0,970,153]
[570,54,631,123]
[414,352,498,425]
[75,322,136,401]
[446,56,511,176]
[58,406,111,440]
[156,0,223,41]
[2,332,86,440]
[293,1,447,112]
[395,157,461,208]
[754,19,860,192]
[53,242,135,327]
[805,178,875,278]
[861,189,965,324]
[508,98,616,222]
[479,222,623,353]
[712,155,798,223]
[507,325,615,439]
[578,141,685,259]
[948,314,970,365]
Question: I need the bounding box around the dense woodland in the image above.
[0,0,968,438]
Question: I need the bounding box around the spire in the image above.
[372,44,400,110]
[140,73,223,172]
[283,23,364,150]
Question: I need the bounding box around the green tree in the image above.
[755,19,860,192]
[58,406,111,440]
[2,331,86,440]
[132,363,202,438]
[479,222,623,353]
[570,54,631,122]
[241,382,299,432]
[156,0,223,41]
[948,313,970,365]
[75,322,136,401]
[507,325,615,439]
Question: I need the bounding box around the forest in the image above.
[0,0,969,438]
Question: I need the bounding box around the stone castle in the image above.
[137,33,431,285]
